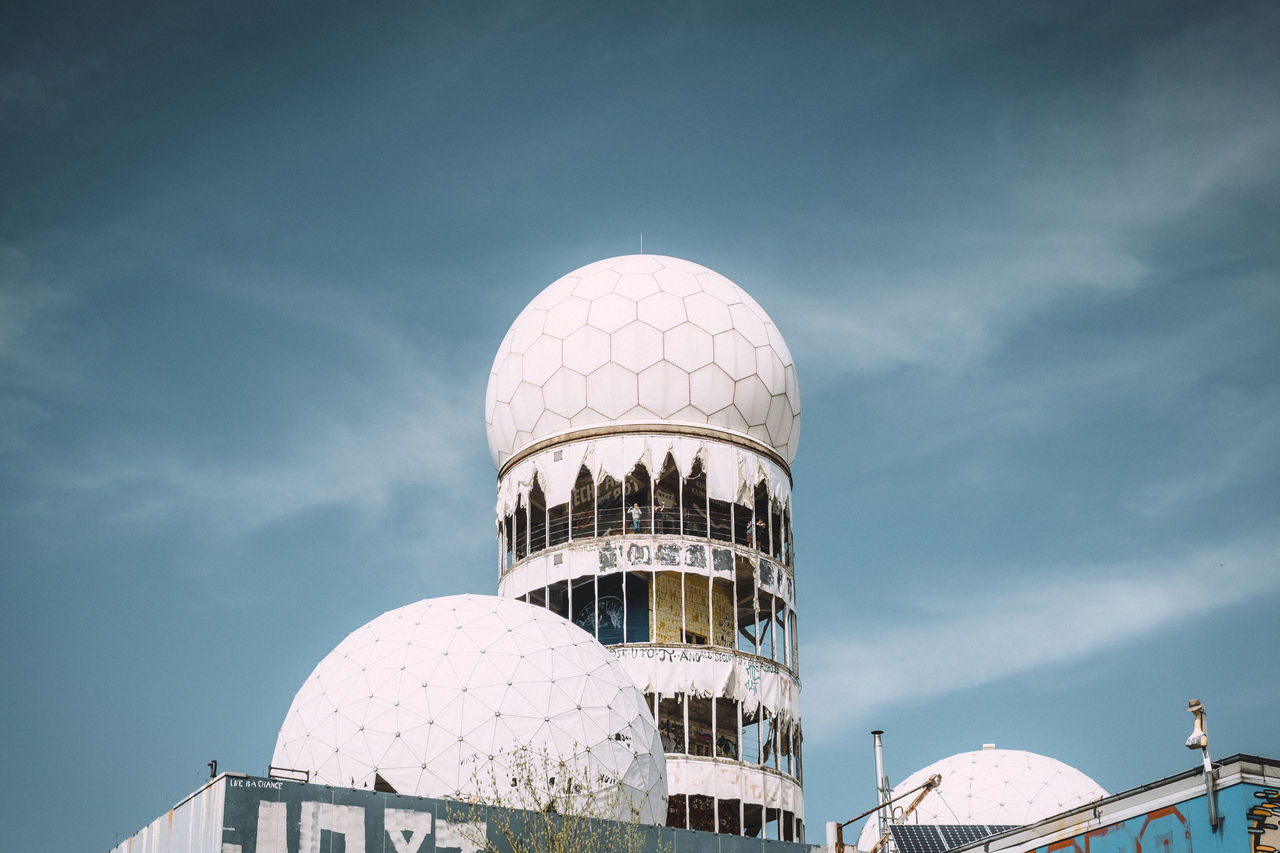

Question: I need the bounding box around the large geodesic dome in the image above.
[485,254,801,469]
[272,594,667,823]
[855,747,1107,848]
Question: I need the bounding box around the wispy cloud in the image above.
[778,8,1279,384]
[1135,387,1280,519]
[781,232,1146,379]
[803,532,1280,742]
[0,248,87,454]
[68,371,475,530]
[0,247,82,393]
[8,265,494,570]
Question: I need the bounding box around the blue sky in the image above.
[2,1,1278,849]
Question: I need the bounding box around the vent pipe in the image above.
[873,730,891,848]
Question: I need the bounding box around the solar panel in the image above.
[890,824,949,853]
[939,825,1018,849]
[889,824,1021,853]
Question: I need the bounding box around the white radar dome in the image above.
[485,254,801,469]
[272,594,667,823]
[856,747,1107,848]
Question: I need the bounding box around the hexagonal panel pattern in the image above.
[486,255,801,467]
[273,594,667,824]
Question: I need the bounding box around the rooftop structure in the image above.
[944,753,1278,853]
[108,771,819,853]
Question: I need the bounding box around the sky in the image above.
[1,1,1278,849]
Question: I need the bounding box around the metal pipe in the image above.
[873,731,891,847]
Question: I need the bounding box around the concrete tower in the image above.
[485,254,804,841]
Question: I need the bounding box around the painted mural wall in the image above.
[1025,784,1274,853]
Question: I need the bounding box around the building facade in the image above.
[108,772,815,853]
[941,754,1279,853]
[486,255,805,841]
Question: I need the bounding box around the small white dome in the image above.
[272,594,667,823]
[856,747,1107,848]
[485,255,800,469]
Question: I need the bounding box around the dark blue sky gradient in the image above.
[2,2,1278,850]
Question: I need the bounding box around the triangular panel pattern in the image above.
[272,594,667,824]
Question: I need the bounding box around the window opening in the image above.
[595,574,624,645]
[665,794,688,830]
[736,565,758,656]
[687,696,713,757]
[514,500,528,561]
[598,474,623,536]
[757,592,775,660]
[683,459,709,538]
[718,799,742,836]
[653,572,682,644]
[760,708,774,768]
[682,574,709,645]
[658,696,686,754]
[624,571,650,643]
[771,501,784,562]
[655,453,680,535]
[547,500,569,547]
[783,811,795,842]
[625,462,651,534]
[570,466,595,540]
[709,496,732,543]
[503,515,514,568]
[774,599,788,667]
[527,586,546,609]
[528,480,547,555]
[763,708,779,770]
[570,577,596,638]
[689,795,716,833]
[765,808,781,841]
[734,501,754,548]
[715,698,739,759]
[740,707,761,764]
[754,481,770,554]
[547,581,568,620]
[743,804,764,838]
[781,722,793,776]
[789,610,799,672]
[783,502,794,566]
[712,577,735,648]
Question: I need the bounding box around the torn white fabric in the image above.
[610,646,801,725]
[496,433,791,519]
[664,759,804,817]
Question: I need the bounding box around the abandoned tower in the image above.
[485,254,805,841]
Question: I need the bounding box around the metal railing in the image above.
[503,505,793,569]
